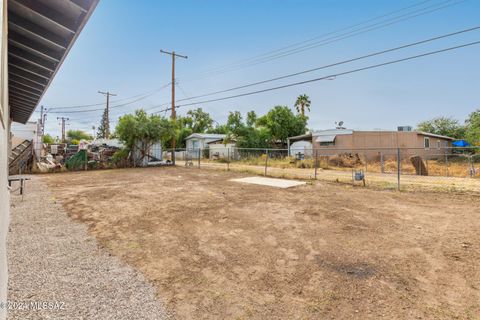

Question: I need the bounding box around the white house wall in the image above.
[0,0,9,318]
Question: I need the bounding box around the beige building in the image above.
[0,1,98,318]
[207,138,236,159]
[288,129,454,160]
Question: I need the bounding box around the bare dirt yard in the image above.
[41,167,480,319]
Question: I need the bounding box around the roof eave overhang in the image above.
[8,0,99,124]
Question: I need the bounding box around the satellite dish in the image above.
[339,121,344,127]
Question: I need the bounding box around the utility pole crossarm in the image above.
[159,49,188,59]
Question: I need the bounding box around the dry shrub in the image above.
[328,153,364,168]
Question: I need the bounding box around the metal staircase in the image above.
[9,140,33,175]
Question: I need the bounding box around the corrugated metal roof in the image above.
[416,131,455,140]
[8,0,99,123]
[185,133,227,140]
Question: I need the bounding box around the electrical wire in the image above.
[46,83,171,110]
[46,83,171,114]
[171,25,480,104]
[190,0,465,80]
[152,40,480,113]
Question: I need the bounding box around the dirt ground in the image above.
[41,167,480,319]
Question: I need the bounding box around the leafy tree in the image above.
[174,125,193,149]
[294,94,311,116]
[256,105,308,145]
[185,108,213,133]
[246,111,257,128]
[97,108,110,139]
[207,124,228,134]
[236,126,271,149]
[226,111,245,136]
[416,117,465,139]
[42,134,55,144]
[67,129,92,141]
[116,109,176,152]
[465,109,480,145]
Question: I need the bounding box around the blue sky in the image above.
[37,0,480,137]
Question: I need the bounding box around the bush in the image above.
[112,148,130,164]
[42,134,54,144]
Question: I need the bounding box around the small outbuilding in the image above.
[207,138,237,160]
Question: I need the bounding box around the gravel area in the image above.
[6,176,173,320]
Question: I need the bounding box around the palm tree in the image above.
[294,94,311,116]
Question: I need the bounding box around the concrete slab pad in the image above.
[230,176,306,189]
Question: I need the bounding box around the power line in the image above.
[46,85,170,110]
[38,0,464,119]
[152,40,480,113]
[39,1,464,117]
[196,0,433,75]
[228,0,465,69]
[190,0,465,80]
[46,83,171,114]
[161,25,480,105]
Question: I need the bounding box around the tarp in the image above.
[315,135,336,143]
[452,140,470,147]
[66,150,87,170]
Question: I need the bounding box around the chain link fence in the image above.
[164,146,480,192]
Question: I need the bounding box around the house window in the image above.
[320,141,335,146]
[424,137,430,149]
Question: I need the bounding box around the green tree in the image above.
[294,94,311,116]
[226,111,245,136]
[67,129,92,141]
[465,109,480,145]
[42,134,55,144]
[246,111,257,128]
[97,108,110,139]
[207,124,228,134]
[257,105,308,145]
[236,126,271,149]
[115,109,176,152]
[186,108,213,133]
[416,117,465,139]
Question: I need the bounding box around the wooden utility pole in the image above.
[57,117,69,142]
[160,49,187,165]
[98,91,117,138]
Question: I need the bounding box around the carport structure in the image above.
[0,1,99,319]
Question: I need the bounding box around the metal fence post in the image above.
[227,148,230,171]
[198,148,201,168]
[445,153,448,177]
[314,150,318,180]
[364,152,368,172]
[264,149,268,176]
[397,148,401,191]
[380,152,384,173]
[469,156,474,177]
